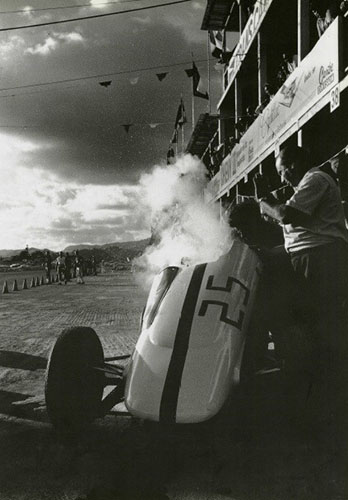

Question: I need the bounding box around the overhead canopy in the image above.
[186,113,218,159]
[201,0,239,31]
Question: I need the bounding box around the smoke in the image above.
[134,154,232,289]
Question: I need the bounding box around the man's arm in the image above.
[259,194,312,226]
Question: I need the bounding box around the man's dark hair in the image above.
[278,145,309,168]
[229,199,282,248]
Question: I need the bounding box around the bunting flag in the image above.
[156,72,168,81]
[122,124,133,133]
[209,31,232,63]
[99,80,112,87]
[129,76,139,85]
[174,98,187,129]
[185,62,209,100]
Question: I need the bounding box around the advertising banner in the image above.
[227,0,274,87]
[214,18,340,197]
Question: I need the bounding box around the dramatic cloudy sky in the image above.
[0,0,232,250]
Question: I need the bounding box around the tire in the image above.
[45,327,104,432]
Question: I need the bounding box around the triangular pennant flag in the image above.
[99,80,112,87]
[129,76,139,85]
[149,123,159,129]
[174,98,187,128]
[185,68,194,78]
[122,124,133,133]
[188,62,209,100]
[156,72,168,81]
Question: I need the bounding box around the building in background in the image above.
[197,0,348,211]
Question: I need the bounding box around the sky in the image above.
[0,0,232,251]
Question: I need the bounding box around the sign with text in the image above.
[212,18,340,197]
[227,0,274,86]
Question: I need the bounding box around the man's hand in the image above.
[253,173,271,200]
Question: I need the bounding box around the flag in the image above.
[149,123,160,129]
[185,62,209,100]
[209,31,232,63]
[156,72,168,81]
[174,98,187,129]
[122,124,133,133]
[99,80,112,87]
[209,30,223,59]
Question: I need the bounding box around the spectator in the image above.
[236,106,256,137]
[43,250,52,284]
[91,255,97,276]
[255,83,276,115]
[56,251,66,285]
[340,0,348,14]
[74,250,84,284]
[312,3,338,37]
[65,252,72,282]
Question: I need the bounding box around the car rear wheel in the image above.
[45,326,104,433]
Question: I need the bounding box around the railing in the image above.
[208,18,342,202]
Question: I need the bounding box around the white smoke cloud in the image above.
[134,154,232,289]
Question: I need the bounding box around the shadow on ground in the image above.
[0,350,47,371]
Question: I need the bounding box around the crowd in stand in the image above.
[44,250,98,285]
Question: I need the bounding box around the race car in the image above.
[45,238,263,431]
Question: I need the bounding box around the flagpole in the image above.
[182,123,185,153]
[207,32,211,114]
[191,53,195,132]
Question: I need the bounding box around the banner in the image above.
[216,18,340,195]
[226,0,274,87]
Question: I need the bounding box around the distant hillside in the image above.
[0,239,150,262]
[64,239,149,254]
[64,239,150,268]
[0,247,41,259]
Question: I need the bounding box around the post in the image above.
[207,32,211,114]
[298,0,310,62]
[182,124,185,153]
[257,31,267,106]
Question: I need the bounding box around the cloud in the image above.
[132,16,152,25]
[25,37,58,56]
[0,36,26,60]
[25,32,85,56]
[0,154,146,249]
[90,0,114,8]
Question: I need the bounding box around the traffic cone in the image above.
[22,278,28,290]
[36,277,40,286]
[40,276,44,286]
[2,281,9,294]
[12,279,18,292]
[30,277,35,288]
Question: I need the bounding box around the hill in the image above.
[0,240,150,268]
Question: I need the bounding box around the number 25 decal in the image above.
[197,275,250,331]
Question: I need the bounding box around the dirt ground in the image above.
[0,271,346,500]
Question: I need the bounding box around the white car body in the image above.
[125,239,262,424]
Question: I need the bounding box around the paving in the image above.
[0,272,345,500]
